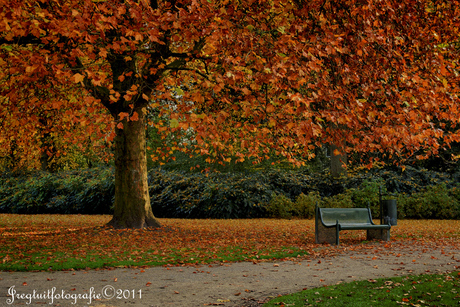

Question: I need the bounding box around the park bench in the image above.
[315,204,391,245]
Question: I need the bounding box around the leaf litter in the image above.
[0,215,459,271]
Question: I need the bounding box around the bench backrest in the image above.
[319,208,372,226]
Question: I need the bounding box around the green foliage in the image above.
[149,169,271,218]
[351,179,385,206]
[450,185,460,203]
[264,191,321,219]
[397,184,459,219]
[350,178,388,216]
[292,192,321,218]
[265,193,294,219]
[1,166,460,219]
[322,189,355,209]
[0,168,114,214]
[371,165,458,194]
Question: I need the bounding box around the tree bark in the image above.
[330,144,347,178]
[38,115,57,172]
[107,106,161,229]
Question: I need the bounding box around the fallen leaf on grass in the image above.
[1,217,459,272]
[2,256,11,263]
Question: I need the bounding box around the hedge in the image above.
[0,168,114,214]
[0,166,459,219]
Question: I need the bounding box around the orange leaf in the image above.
[99,49,108,57]
[74,73,85,83]
[118,112,130,121]
[130,112,139,121]
[51,101,62,109]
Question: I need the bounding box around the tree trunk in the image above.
[39,115,57,173]
[40,135,55,172]
[8,139,20,170]
[107,107,161,229]
[330,144,347,178]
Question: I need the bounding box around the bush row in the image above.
[0,168,114,214]
[264,184,460,220]
[0,166,459,219]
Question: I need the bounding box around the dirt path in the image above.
[0,244,458,307]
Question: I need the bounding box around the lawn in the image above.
[264,271,460,306]
[0,215,459,271]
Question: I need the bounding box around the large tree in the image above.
[1,0,459,228]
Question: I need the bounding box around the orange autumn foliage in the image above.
[1,0,459,165]
[1,0,460,227]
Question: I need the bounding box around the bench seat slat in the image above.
[321,223,390,230]
[338,224,390,230]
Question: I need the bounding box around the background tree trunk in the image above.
[330,144,347,178]
[107,107,161,229]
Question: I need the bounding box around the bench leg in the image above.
[367,228,390,242]
[315,222,338,245]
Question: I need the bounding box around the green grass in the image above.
[0,246,309,272]
[263,271,460,306]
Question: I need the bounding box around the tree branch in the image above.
[71,57,112,111]
[0,35,43,46]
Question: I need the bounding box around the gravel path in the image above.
[0,244,458,307]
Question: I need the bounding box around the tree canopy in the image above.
[1,0,459,227]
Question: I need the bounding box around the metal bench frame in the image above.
[315,204,391,245]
